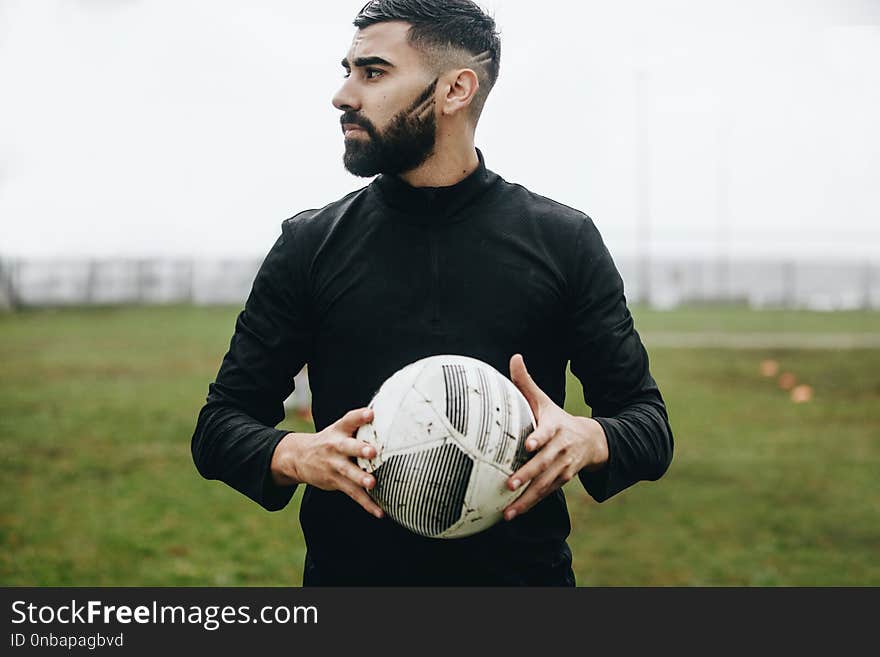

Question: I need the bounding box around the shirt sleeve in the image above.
[566,216,674,502]
[191,217,312,511]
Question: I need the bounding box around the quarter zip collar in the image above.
[371,147,495,225]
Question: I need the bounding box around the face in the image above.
[332,22,439,177]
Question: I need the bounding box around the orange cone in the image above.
[790,384,814,403]
[777,372,797,391]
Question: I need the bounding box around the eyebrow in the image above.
[341,56,395,69]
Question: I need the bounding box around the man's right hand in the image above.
[270,407,384,519]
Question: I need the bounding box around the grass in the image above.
[1,304,878,586]
[630,303,880,334]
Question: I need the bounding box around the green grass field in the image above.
[1,304,878,586]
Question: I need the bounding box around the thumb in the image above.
[509,354,550,416]
[334,407,374,436]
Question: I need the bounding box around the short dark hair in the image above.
[353,0,501,120]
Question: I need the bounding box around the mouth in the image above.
[342,123,367,137]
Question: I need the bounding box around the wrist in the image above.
[579,417,609,472]
[271,432,304,486]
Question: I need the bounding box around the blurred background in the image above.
[1,0,878,585]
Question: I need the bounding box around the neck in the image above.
[398,132,479,188]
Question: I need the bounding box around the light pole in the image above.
[635,70,652,307]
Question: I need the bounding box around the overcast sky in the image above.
[1,0,878,260]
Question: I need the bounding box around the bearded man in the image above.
[192,0,674,586]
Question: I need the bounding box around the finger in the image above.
[507,439,558,491]
[509,353,551,416]
[335,436,378,460]
[337,479,384,519]
[504,468,564,520]
[335,458,376,490]
[524,423,558,453]
[334,407,374,435]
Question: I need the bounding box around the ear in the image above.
[441,68,479,117]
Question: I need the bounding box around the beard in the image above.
[341,78,438,177]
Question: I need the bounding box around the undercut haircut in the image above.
[354,0,501,122]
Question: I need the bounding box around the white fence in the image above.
[0,258,262,309]
[1,256,878,311]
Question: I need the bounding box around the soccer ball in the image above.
[356,354,535,539]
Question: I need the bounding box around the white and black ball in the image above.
[356,355,535,539]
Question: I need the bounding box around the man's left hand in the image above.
[503,353,609,521]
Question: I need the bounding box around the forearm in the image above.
[191,401,297,512]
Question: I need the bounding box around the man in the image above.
[191,0,674,586]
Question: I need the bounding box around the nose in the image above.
[332,77,360,112]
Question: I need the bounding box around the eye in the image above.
[365,68,385,80]
[342,70,351,79]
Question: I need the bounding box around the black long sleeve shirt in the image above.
[191,149,674,586]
